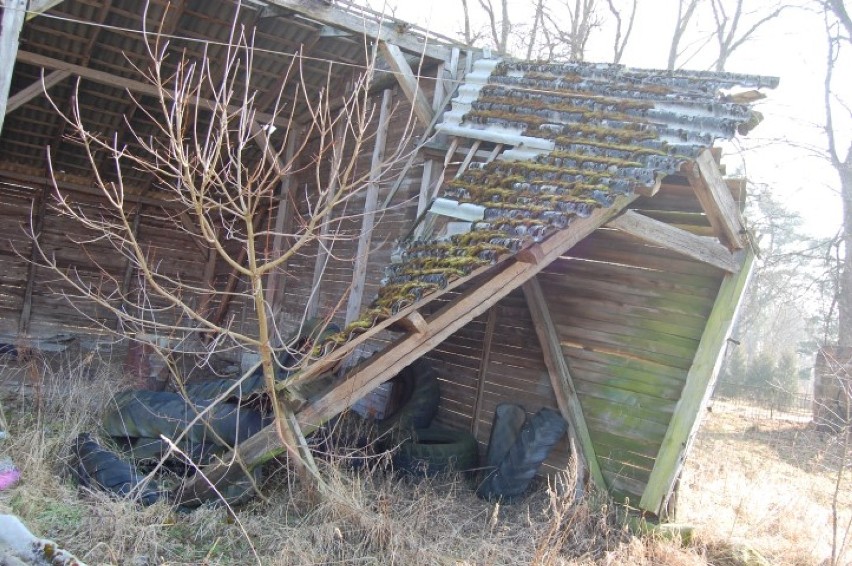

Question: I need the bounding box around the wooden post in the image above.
[306,120,346,320]
[18,184,50,336]
[471,306,497,438]
[0,0,26,136]
[639,250,755,515]
[264,129,301,313]
[522,277,606,489]
[344,88,393,325]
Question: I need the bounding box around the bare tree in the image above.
[477,0,511,53]
[823,1,852,350]
[668,0,701,70]
[34,22,414,498]
[606,0,638,63]
[710,0,789,71]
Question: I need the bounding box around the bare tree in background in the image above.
[606,0,638,63]
[710,0,789,71]
[35,21,413,498]
[823,0,852,350]
[461,0,602,61]
[667,0,701,69]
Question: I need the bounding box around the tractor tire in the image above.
[483,403,527,469]
[377,359,441,435]
[69,433,162,506]
[103,390,264,449]
[476,408,568,501]
[394,426,478,476]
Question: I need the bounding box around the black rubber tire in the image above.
[103,390,264,449]
[483,403,526,469]
[476,408,568,501]
[69,433,162,506]
[377,359,440,435]
[394,426,478,476]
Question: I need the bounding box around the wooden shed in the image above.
[0,0,776,517]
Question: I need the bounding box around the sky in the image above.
[367,0,848,239]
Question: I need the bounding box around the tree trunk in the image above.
[839,146,852,348]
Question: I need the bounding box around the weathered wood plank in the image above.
[640,250,755,515]
[608,210,739,272]
[0,0,27,135]
[689,149,745,250]
[471,306,496,437]
[523,277,606,489]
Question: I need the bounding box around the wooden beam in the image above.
[187,195,639,482]
[471,306,497,438]
[689,149,745,250]
[393,311,429,334]
[5,70,70,114]
[378,42,434,128]
[608,210,739,273]
[25,0,64,19]
[344,88,393,324]
[639,250,755,515]
[0,0,26,136]
[14,51,292,129]
[266,0,451,61]
[522,277,606,490]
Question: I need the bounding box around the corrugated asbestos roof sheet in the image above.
[324,58,777,346]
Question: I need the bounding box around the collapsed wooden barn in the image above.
[0,0,776,517]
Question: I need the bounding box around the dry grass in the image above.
[0,351,847,565]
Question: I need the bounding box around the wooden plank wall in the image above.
[248,83,430,344]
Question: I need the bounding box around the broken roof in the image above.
[327,58,778,345]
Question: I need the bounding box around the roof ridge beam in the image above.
[265,0,451,61]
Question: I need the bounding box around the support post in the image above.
[0,0,26,136]
[522,277,606,489]
[18,183,49,336]
[639,250,755,515]
[344,88,393,324]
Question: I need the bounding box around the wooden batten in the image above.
[344,89,393,324]
[5,70,70,114]
[378,42,434,128]
[608,210,739,273]
[639,250,755,515]
[522,277,606,489]
[688,150,746,250]
[470,306,497,438]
